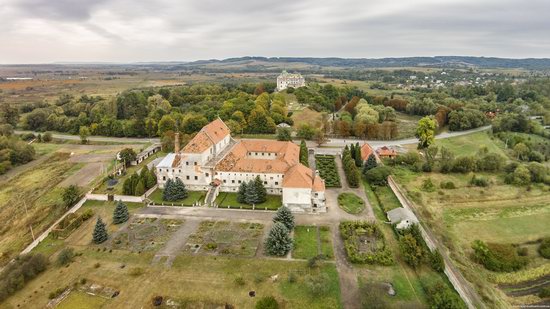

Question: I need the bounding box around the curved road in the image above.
[313,125,492,149]
[16,125,491,148]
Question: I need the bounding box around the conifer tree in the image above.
[253,176,267,204]
[265,222,293,256]
[245,180,259,204]
[172,178,188,200]
[299,140,309,167]
[113,201,129,224]
[354,143,362,167]
[363,154,377,176]
[162,178,174,201]
[92,217,108,244]
[237,182,247,203]
[145,167,157,188]
[273,206,295,230]
[135,179,146,196]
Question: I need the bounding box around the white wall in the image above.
[282,187,311,207]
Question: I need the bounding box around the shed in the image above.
[386,207,418,230]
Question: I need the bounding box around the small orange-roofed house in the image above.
[376,146,398,159]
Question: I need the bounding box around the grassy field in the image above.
[5,211,342,309]
[0,153,82,265]
[33,200,144,257]
[293,226,318,259]
[215,192,281,210]
[148,188,206,206]
[422,131,506,157]
[57,291,108,309]
[291,107,323,129]
[337,193,365,214]
[395,112,422,139]
[392,132,550,307]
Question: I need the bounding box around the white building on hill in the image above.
[277,70,305,91]
[156,118,325,213]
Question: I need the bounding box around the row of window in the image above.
[222,179,279,186]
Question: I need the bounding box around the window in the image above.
[179,169,181,173]
[194,162,197,166]
[264,181,267,185]
[232,180,235,183]
[186,176,190,180]
[205,173,209,177]
[238,180,242,184]
[172,169,175,172]
[275,182,278,185]
[223,179,227,183]
[163,176,166,180]
[186,162,189,166]
[194,176,198,180]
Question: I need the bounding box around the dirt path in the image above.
[331,222,361,309]
[152,219,200,267]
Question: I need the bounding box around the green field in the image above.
[337,193,365,214]
[293,226,320,259]
[148,188,206,206]
[57,291,108,309]
[433,131,505,157]
[215,192,281,210]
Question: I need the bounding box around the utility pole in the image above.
[22,198,35,241]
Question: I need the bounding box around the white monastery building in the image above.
[276,70,305,91]
[156,118,326,213]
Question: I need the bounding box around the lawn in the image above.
[293,225,334,260]
[315,155,341,187]
[374,186,402,213]
[449,205,550,245]
[434,131,506,157]
[395,112,423,139]
[337,193,365,214]
[148,188,206,206]
[319,226,334,259]
[57,291,108,309]
[293,226,320,259]
[215,192,281,210]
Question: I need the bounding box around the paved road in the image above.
[15,130,159,144]
[308,125,492,153]
[17,125,491,149]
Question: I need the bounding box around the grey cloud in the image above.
[1,0,549,63]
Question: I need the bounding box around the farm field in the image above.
[393,133,550,307]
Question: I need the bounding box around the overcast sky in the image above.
[1,0,549,63]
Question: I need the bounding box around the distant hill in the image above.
[182,56,550,70]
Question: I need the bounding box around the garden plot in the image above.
[108,218,184,252]
[184,221,264,257]
[315,155,341,187]
[339,221,393,265]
